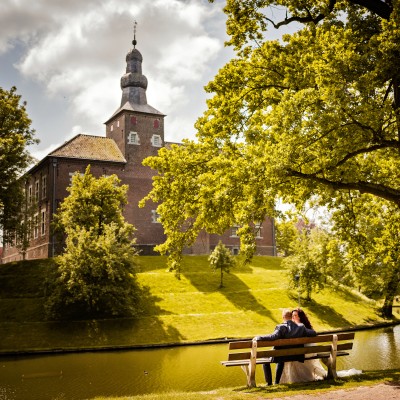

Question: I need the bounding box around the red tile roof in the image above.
[49,134,126,163]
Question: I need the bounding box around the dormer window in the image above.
[128,131,140,145]
[151,134,162,147]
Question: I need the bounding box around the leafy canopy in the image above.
[330,192,400,317]
[47,166,140,319]
[0,86,38,237]
[142,1,400,269]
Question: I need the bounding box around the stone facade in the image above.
[1,39,276,263]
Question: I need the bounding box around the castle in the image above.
[1,33,276,263]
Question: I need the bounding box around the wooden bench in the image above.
[221,332,355,387]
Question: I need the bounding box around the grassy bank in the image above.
[91,369,400,399]
[0,256,398,353]
[91,370,400,400]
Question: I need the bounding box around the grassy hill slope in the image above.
[0,255,393,353]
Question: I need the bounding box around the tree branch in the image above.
[349,0,392,20]
[265,0,337,28]
[265,0,392,30]
[287,168,400,206]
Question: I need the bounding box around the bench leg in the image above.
[241,364,256,387]
[239,340,258,388]
[323,334,338,379]
[241,364,256,388]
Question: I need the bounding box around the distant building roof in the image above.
[165,141,181,149]
[49,134,126,163]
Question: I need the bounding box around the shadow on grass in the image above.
[42,282,186,348]
[43,310,185,349]
[302,300,352,328]
[182,268,275,319]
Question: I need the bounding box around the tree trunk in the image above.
[381,264,400,318]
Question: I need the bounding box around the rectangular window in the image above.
[41,175,47,198]
[151,210,161,223]
[117,120,120,128]
[128,131,140,145]
[27,218,32,240]
[255,223,262,238]
[35,180,39,202]
[110,124,114,132]
[231,226,239,237]
[131,116,137,125]
[28,185,33,204]
[41,209,46,236]
[151,134,162,147]
[33,214,39,239]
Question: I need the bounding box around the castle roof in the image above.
[49,134,126,163]
[105,101,165,124]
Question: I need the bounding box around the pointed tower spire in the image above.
[132,20,137,49]
[120,21,148,106]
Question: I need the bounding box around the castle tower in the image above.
[104,23,166,254]
[105,23,165,171]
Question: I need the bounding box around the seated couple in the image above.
[253,308,326,385]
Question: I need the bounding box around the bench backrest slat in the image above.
[228,352,252,361]
[226,334,354,362]
[229,341,253,350]
[257,345,332,358]
[228,341,353,361]
[228,332,354,351]
[256,332,354,348]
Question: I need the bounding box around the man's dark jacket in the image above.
[255,320,317,362]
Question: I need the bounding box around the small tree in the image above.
[209,241,235,288]
[275,217,300,257]
[46,166,140,319]
[284,229,325,302]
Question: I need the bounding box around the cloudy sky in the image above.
[1,0,292,162]
[0,0,240,160]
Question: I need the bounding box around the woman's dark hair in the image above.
[293,308,313,329]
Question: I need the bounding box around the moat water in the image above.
[0,324,399,400]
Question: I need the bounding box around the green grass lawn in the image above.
[91,370,400,400]
[0,255,397,353]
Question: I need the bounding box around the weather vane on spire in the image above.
[132,20,137,48]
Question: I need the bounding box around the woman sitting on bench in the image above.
[279,308,326,383]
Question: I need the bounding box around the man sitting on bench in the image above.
[253,308,317,385]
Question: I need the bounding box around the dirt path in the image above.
[278,382,400,399]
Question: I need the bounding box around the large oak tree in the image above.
[142,1,400,278]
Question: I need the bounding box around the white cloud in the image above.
[2,0,231,156]
[159,35,221,82]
